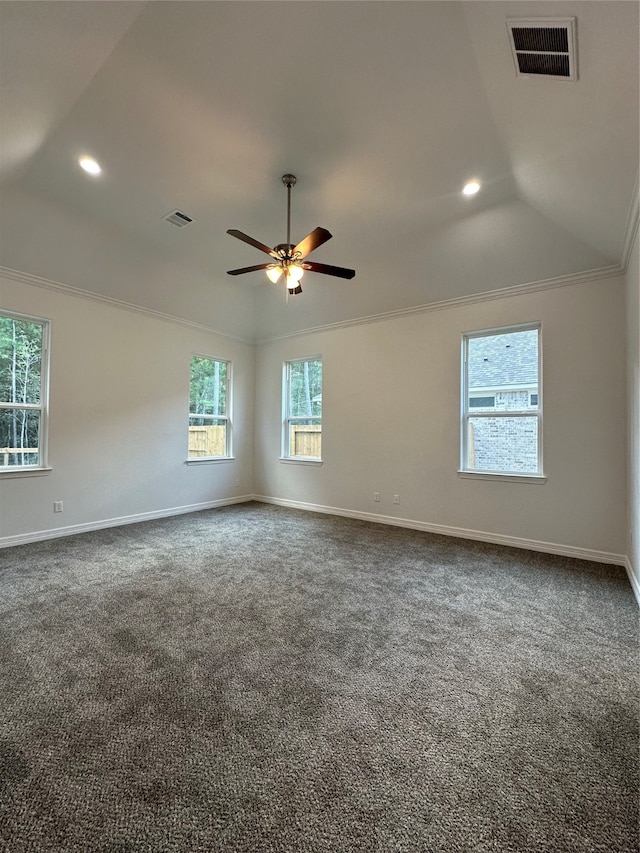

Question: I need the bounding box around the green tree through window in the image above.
[188,356,230,459]
[0,312,48,468]
[284,358,322,459]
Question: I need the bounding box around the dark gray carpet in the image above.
[0,502,637,853]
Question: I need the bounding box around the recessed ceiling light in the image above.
[463,180,481,196]
[79,156,102,176]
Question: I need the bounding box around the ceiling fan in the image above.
[227,174,355,296]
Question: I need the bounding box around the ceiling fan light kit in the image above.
[227,174,355,297]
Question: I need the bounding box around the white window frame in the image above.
[460,323,544,483]
[0,309,51,478]
[186,354,233,464]
[281,356,322,463]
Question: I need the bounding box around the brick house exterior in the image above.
[467,329,539,473]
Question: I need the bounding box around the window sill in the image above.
[458,470,546,484]
[185,456,235,465]
[0,467,53,479]
[279,457,323,466]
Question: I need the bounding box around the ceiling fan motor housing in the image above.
[274,243,297,258]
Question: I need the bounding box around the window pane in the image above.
[190,357,226,417]
[289,360,322,418]
[288,420,321,458]
[467,329,538,412]
[469,396,495,409]
[0,316,42,404]
[467,416,538,474]
[0,409,40,467]
[188,418,227,458]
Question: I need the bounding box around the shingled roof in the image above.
[468,329,538,389]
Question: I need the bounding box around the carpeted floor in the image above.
[0,502,638,852]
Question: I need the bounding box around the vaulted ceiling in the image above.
[1,1,637,341]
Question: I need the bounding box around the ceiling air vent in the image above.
[163,210,194,228]
[507,18,577,81]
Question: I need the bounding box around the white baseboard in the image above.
[623,556,640,606]
[3,494,635,605]
[0,496,254,549]
[253,495,629,571]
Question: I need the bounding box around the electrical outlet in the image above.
[235,478,240,487]
[373,492,380,502]
[54,501,63,513]
[393,494,400,505]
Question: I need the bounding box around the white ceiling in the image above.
[1,1,638,341]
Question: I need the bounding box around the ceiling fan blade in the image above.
[293,227,332,259]
[303,261,356,280]
[227,263,272,276]
[227,229,278,258]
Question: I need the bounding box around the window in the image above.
[283,357,322,460]
[188,355,231,459]
[0,311,49,471]
[461,324,542,477]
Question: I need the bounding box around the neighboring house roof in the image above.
[468,330,538,389]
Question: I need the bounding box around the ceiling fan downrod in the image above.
[282,173,296,248]
[279,174,302,297]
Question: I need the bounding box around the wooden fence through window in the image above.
[188,426,226,458]
[290,424,321,458]
[0,448,39,466]
[2,427,321,464]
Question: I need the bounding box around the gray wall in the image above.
[0,267,630,572]
[0,274,255,543]
[254,274,627,561]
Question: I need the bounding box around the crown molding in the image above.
[256,263,623,344]
[2,261,624,347]
[0,266,254,345]
[620,171,639,271]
